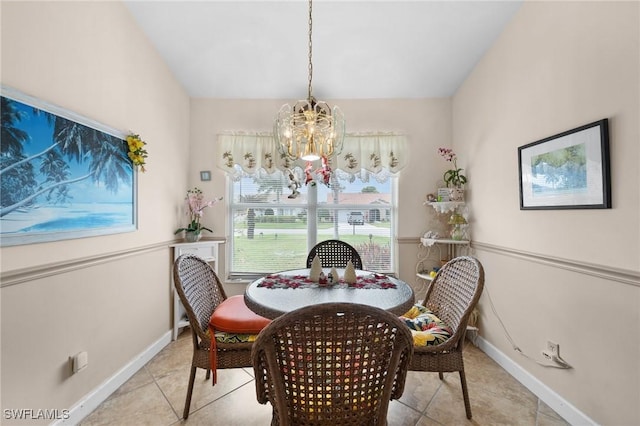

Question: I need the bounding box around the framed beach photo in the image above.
[0,86,137,246]
[518,119,610,210]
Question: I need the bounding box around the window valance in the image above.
[218,132,407,182]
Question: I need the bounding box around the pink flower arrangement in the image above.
[438,147,467,188]
[174,187,223,235]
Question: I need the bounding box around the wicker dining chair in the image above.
[306,239,363,269]
[407,256,484,419]
[252,302,413,426]
[173,254,270,419]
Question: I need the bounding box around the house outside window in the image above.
[228,168,396,279]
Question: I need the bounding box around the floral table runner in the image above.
[257,273,397,289]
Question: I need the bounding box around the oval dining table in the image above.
[244,268,415,319]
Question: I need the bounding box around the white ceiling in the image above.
[124,1,522,99]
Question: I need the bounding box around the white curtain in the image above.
[217,132,408,182]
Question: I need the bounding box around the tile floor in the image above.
[81,331,570,425]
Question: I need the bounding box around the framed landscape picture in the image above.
[0,86,137,246]
[518,119,610,210]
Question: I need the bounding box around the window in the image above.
[218,132,407,280]
[228,168,396,279]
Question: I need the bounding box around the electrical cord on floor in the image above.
[484,284,572,369]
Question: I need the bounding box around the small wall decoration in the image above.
[126,133,148,172]
[518,119,610,210]
[0,86,136,246]
[200,170,211,181]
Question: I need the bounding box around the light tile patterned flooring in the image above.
[81,330,570,425]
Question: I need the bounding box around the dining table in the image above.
[244,268,415,319]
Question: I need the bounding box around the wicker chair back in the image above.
[174,253,258,419]
[252,302,413,426]
[174,254,226,339]
[306,239,363,270]
[422,256,484,349]
[410,255,485,419]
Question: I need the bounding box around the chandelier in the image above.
[274,0,345,162]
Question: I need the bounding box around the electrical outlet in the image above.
[542,340,559,361]
[542,340,572,368]
[547,341,559,357]
[72,351,88,373]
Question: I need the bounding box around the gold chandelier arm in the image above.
[307,0,313,101]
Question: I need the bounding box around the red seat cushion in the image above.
[209,295,270,334]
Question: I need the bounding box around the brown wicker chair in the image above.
[252,302,413,426]
[408,256,484,419]
[173,254,270,419]
[306,239,363,270]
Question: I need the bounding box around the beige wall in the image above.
[453,1,640,425]
[3,1,638,424]
[1,1,190,421]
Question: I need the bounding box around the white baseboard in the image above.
[52,331,172,426]
[51,332,594,425]
[476,336,597,426]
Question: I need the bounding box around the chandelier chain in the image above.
[307,0,313,100]
[274,0,345,164]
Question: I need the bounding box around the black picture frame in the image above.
[200,170,211,181]
[518,119,610,210]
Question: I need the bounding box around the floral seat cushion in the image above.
[205,327,260,343]
[400,304,452,347]
[214,331,259,344]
